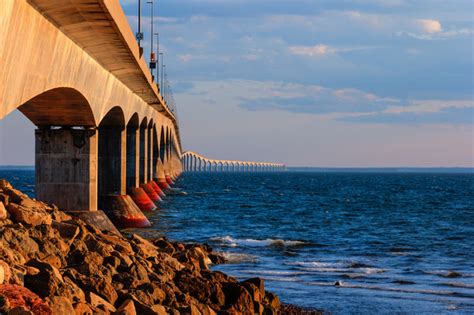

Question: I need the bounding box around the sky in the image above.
[0,0,473,166]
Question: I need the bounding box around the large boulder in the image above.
[5,203,52,226]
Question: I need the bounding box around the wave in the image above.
[210,236,309,248]
[285,261,384,275]
[217,251,258,264]
[441,282,474,289]
[422,270,465,278]
[307,281,474,299]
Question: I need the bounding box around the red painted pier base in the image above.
[157,178,170,190]
[150,180,165,197]
[140,183,162,203]
[128,187,157,211]
[165,175,174,185]
[103,195,151,228]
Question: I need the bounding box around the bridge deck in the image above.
[28,0,170,117]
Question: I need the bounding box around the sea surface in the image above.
[1,168,474,314]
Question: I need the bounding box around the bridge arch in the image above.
[18,87,96,127]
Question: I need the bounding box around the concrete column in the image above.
[139,126,148,183]
[148,127,154,181]
[36,128,98,211]
[126,126,139,188]
[98,126,126,209]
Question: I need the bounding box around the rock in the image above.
[7,306,34,315]
[116,299,136,315]
[264,292,280,310]
[24,260,64,298]
[241,282,262,303]
[0,265,4,285]
[0,201,7,220]
[87,292,116,313]
[223,283,254,314]
[0,284,52,314]
[52,221,80,242]
[73,302,93,315]
[0,193,9,206]
[0,261,11,284]
[48,296,75,315]
[0,179,12,189]
[133,299,162,315]
[150,304,167,315]
[243,278,265,295]
[0,295,10,313]
[131,234,158,258]
[5,203,52,226]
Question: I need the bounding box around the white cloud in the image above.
[289,44,376,57]
[289,44,331,56]
[417,19,442,33]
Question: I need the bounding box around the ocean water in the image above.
[1,169,474,314]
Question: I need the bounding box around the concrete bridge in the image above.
[0,0,182,227]
[182,151,285,172]
[0,0,286,229]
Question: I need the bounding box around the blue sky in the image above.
[0,0,472,166]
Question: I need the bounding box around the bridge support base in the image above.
[102,195,151,228]
[140,183,161,203]
[128,187,157,212]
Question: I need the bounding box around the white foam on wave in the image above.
[241,270,309,276]
[286,261,385,275]
[217,251,258,264]
[210,236,308,248]
[307,281,474,298]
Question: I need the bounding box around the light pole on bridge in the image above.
[147,0,156,81]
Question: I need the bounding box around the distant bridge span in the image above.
[182,151,285,172]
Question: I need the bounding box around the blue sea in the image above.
[1,168,474,314]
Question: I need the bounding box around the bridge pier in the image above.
[35,128,98,211]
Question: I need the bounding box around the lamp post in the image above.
[162,64,166,102]
[136,0,143,55]
[147,0,156,80]
[155,33,159,86]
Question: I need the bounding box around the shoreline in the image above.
[0,179,322,314]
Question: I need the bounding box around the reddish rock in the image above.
[0,284,52,314]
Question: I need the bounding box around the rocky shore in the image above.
[0,179,322,315]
